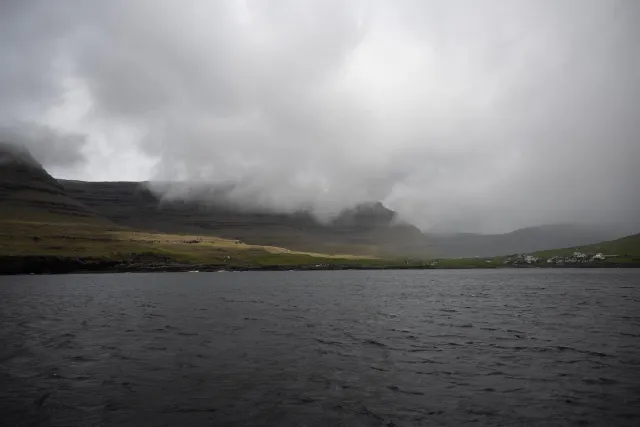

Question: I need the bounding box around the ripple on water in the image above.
[1,269,639,426]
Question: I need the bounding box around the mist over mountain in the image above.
[1,1,639,233]
[59,180,432,256]
[0,142,632,259]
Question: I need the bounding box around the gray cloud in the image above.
[0,123,87,169]
[0,1,78,118]
[1,0,639,232]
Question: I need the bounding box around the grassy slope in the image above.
[0,216,416,268]
[533,233,640,256]
[533,233,640,265]
[3,216,637,270]
[4,213,637,269]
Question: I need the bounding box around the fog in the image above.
[1,0,639,233]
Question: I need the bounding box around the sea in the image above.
[1,269,639,426]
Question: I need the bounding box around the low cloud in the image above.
[1,0,639,232]
[0,123,87,169]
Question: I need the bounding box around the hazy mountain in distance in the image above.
[425,224,631,258]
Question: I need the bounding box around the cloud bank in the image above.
[1,0,639,232]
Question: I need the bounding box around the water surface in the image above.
[1,269,639,426]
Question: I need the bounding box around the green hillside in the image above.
[533,233,640,264]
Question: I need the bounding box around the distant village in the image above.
[426,250,617,268]
[501,251,608,266]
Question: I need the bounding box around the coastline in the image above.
[0,255,433,275]
[1,255,638,276]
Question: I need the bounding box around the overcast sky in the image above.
[1,0,639,233]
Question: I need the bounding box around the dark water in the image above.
[1,269,639,427]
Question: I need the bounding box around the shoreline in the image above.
[0,255,431,275]
[1,255,638,275]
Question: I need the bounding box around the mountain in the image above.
[2,142,630,259]
[0,142,103,222]
[0,142,430,256]
[425,224,628,258]
[59,180,430,256]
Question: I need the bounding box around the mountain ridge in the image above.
[1,142,633,258]
[0,142,104,222]
[59,178,430,256]
[0,142,431,256]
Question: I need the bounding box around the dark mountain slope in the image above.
[0,142,103,222]
[59,179,431,256]
[3,143,622,259]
